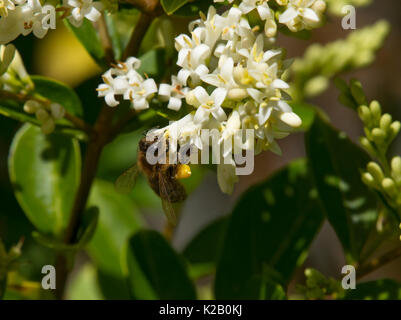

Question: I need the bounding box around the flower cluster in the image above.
[99,0,327,193]
[359,100,401,214]
[155,4,305,194]
[97,57,158,110]
[278,0,326,32]
[0,0,103,44]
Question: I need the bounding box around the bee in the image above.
[115,135,191,225]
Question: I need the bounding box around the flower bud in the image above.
[227,88,248,101]
[367,162,384,183]
[35,108,50,123]
[369,100,382,124]
[312,0,326,14]
[382,178,398,198]
[23,100,41,114]
[379,114,392,132]
[391,156,401,184]
[185,90,198,107]
[264,19,277,38]
[359,137,376,156]
[350,80,367,106]
[358,105,371,125]
[50,103,65,120]
[279,112,302,128]
[371,128,386,145]
[361,172,376,189]
[41,118,55,135]
[389,121,401,140]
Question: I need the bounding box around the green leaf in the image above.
[9,124,81,236]
[67,263,104,300]
[65,20,106,67]
[161,0,189,15]
[137,49,167,81]
[183,216,229,265]
[215,159,324,299]
[31,76,83,117]
[174,0,216,16]
[290,102,316,132]
[305,115,378,263]
[125,230,196,299]
[345,279,401,300]
[32,207,99,250]
[86,179,143,299]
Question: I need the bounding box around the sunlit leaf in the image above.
[8,124,81,236]
[125,230,196,299]
[305,115,378,263]
[215,159,324,299]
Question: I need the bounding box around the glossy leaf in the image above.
[125,230,196,300]
[183,216,229,265]
[305,115,378,263]
[9,124,81,236]
[345,279,401,300]
[215,159,324,299]
[86,179,143,299]
[161,0,189,15]
[65,20,106,67]
[31,76,83,117]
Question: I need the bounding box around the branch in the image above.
[122,1,163,61]
[95,14,115,65]
[55,1,162,299]
[120,0,160,14]
[0,90,93,136]
[356,245,401,280]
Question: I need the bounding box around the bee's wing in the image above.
[158,173,177,226]
[115,165,138,194]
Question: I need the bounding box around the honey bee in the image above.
[115,136,191,225]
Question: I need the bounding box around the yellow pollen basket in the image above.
[175,164,192,180]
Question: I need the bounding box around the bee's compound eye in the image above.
[175,164,191,180]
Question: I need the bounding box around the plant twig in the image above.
[356,245,401,280]
[95,14,115,65]
[0,90,93,135]
[54,2,162,299]
[122,11,157,60]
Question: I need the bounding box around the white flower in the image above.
[175,31,211,85]
[98,57,158,110]
[97,69,127,107]
[239,0,277,37]
[201,56,238,91]
[159,76,188,111]
[189,86,227,124]
[0,0,48,44]
[215,7,243,41]
[279,0,326,32]
[65,0,103,27]
[189,6,222,50]
[124,74,157,110]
